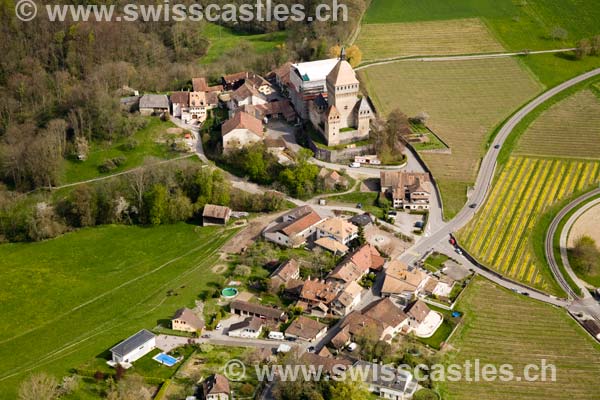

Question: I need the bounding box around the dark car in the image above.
[356,203,363,209]
[469,203,477,209]
[494,144,501,149]
[308,346,315,353]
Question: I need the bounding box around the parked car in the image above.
[201,334,211,338]
[307,346,315,353]
[347,342,358,352]
[349,162,361,168]
[455,248,463,255]
[268,331,285,340]
[215,323,222,330]
[356,203,363,209]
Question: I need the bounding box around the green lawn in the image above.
[200,23,287,64]
[0,223,237,398]
[423,252,450,273]
[440,277,600,400]
[62,118,185,185]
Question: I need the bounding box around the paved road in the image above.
[545,189,600,323]
[545,189,600,300]
[398,68,600,304]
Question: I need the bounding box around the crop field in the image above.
[356,18,504,61]
[360,58,542,218]
[0,223,237,398]
[441,277,600,400]
[458,156,600,294]
[516,90,600,158]
[360,0,600,86]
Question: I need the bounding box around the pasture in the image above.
[458,156,600,294]
[360,58,542,218]
[0,223,237,398]
[356,18,504,61]
[62,118,185,185]
[441,277,600,400]
[200,23,286,64]
[516,90,600,159]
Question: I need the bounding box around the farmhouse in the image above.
[227,82,267,110]
[308,49,373,146]
[203,374,230,400]
[189,90,219,122]
[269,259,301,292]
[171,308,205,333]
[230,300,287,322]
[380,171,432,210]
[284,316,328,342]
[221,111,264,153]
[139,94,169,116]
[331,281,363,316]
[263,206,324,248]
[316,217,358,246]
[381,260,429,304]
[314,237,349,255]
[110,329,156,364]
[299,278,342,309]
[227,316,264,338]
[300,353,353,375]
[170,91,190,120]
[202,204,231,226]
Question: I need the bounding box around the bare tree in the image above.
[18,372,59,400]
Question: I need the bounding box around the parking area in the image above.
[364,224,412,259]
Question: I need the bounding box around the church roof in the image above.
[326,59,359,87]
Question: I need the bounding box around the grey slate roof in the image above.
[110,329,155,357]
[139,94,169,109]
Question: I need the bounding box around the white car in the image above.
[349,162,361,168]
[215,323,223,330]
[347,342,358,352]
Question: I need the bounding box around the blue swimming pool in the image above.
[153,352,178,367]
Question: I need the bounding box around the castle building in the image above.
[308,49,373,146]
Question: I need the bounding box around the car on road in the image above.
[469,203,477,209]
[201,334,211,338]
[455,248,463,255]
[349,162,361,168]
[494,144,501,149]
[449,237,456,246]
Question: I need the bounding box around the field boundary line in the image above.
[356,48,576,71]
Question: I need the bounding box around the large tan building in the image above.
[380,171,432,210]
[308,49,373,146]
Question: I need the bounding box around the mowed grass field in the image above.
[515,90,600,159]
[360,58,542,218]
[0,223,237,398]
[458,156,600,294]
[356,18,504,61]
[441,278,600,400]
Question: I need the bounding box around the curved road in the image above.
[545,189,600,300]
[398,67,600,304]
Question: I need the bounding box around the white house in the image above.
[227,317,264,339]
[110,329,156,364]
[221,111,264,153]
[263,206,324,248]
[354,361,419,400]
